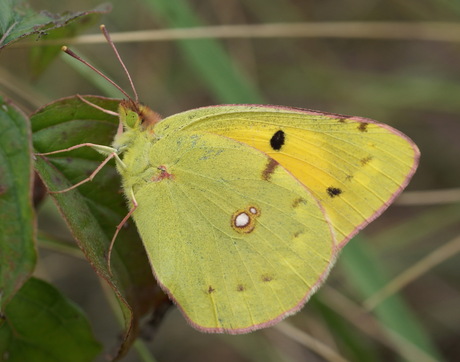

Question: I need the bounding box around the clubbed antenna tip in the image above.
[60,25,139,103]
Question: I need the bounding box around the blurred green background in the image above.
[2,0,460,361]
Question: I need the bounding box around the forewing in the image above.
[157,105,420,247]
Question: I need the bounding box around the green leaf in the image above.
[0,277,101,361]
[0,1,111,50]
[31,96,166,359]
[29,10,107,78]
[141,0,264,103]
[0,95,35,311]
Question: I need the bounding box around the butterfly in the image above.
[38,25,420,334]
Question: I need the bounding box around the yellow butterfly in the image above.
[115,101,419,333]
[41,26,420,334]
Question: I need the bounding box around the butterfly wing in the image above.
[155,105,420,247]
[125,131,336,333]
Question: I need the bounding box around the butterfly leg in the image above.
[37,142,126,193]
[36,142,116,157]
[76,94,119,117]
[75,95,124,136]
[50,152,118,194]
[107,187,138,275]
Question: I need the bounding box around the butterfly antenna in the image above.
[100,25,139,103]
[62,46,133,101]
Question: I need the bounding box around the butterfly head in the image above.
[118,99,162,132]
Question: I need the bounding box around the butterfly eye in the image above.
[119,103,141,129]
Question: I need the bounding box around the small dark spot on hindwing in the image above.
[270,130,285,151]
[236,284,245,292]
[208,286,215,294]
[261,274,274,282]
[293,230,304,238]
[292,197,307,208]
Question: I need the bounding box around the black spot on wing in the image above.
[327,187,343,198]
[270,130,285,151]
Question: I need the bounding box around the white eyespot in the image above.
[231,205,260,234]
[234,212,250,227]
